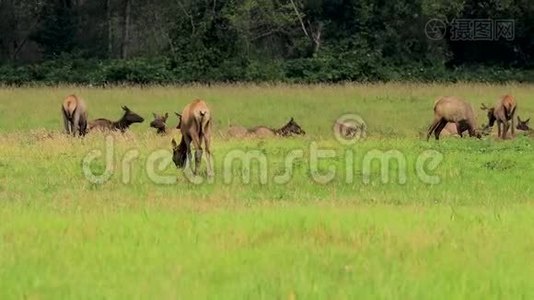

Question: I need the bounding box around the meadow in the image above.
[1,83,534,299]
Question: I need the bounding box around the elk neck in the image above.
[113,117,132,131]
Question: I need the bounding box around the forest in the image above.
[0,0,533,84]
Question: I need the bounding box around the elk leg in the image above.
[503,122,510,140]
[190,133,203,175]
[427,117,442,141]
[183,134,192,171]
[194,149,203,175]
[72,113,80,137]
[497,121,502,138]
[62,109,71,135]
[455,122,463,137]
[434,120,447,140]
[79,118,87,137]
[511,117,516,137]
[203,126,213,177]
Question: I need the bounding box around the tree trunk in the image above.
[120,0,131,59]
[311,22,322,56]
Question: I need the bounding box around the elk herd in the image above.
[427,94,530,140]
[61,93,530,176]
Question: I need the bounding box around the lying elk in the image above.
[89,106,144,132]
[427,96,481,140]
[150,112,169,134]
[171,99,213,176]
[516,115,530,131]
[227,118,306,138]
[481,94,517,139]
[61,94,88,136]
[439,122,490,138]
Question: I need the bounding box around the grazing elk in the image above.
[89,106,144,132]
[150,112,169,134]
[427,96,481,140]
[227,118,306,138]
[171,99,213,176]
[61,94,88,137]
[481,95,517,139]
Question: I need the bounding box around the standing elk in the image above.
[481,94,517,139]
[89,106,144,132]
[150,112,169,134]
[427,96,481,140]
[61,94,88,137]
[171,99,213,176]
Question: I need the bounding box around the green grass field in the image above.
[1,84,534,299]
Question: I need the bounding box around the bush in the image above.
[0,57,533,85]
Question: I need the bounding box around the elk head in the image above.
[480,103,496,128]
[150,112,168,134]
[171,138,187,168]
[122,105,144,124]
[517,116,531,131]
[279,117,306,136]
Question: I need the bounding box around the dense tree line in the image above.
[0,0,533,84]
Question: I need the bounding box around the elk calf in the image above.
[427,96,481,140]
[61,94,88,137]
[481,95,517,139]
[516,116,530,131]
[171,99,213,176]
[150,113,169,134]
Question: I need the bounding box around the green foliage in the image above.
[1,58,534,85]
[1,0,533,84]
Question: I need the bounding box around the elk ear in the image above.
[480,103,488,110]
[175,112,181,118]
[518,116,522,123]
[290,117,294,122]
[171,138,177,148]
[153,113,157,119]
[527,118,531,123]
[122,106,130,112]
[164,112,168,121]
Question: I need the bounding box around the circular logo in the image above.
[425,19,446,40]
[333,114,367,145]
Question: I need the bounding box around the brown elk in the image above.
[149,112,169,134]
[61,94,88,137]
[427,96,481,140]
[481,94,517,139]
[227,118,306,138]
[438,122,492,138]
[171,99,213,176]
[89,106,144,132]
